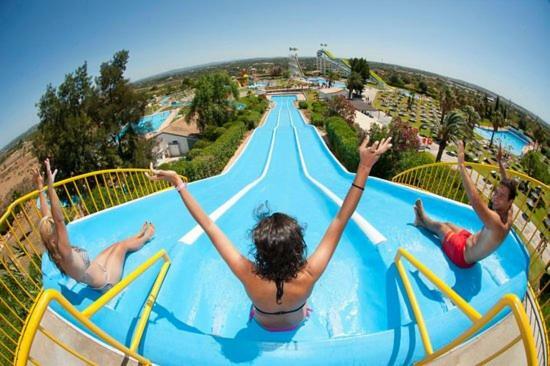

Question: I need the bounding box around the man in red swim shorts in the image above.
[413,142,516,268]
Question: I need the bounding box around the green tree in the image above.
[180,77,193,92]
[367,117,422,178]
[93,50,150,167]
[532,124,548,152]
[434,110,466,162]
[34,64,101,179]
[348,58,370,82]
[327,95,355,124]
[188,72,239,132]
[461,105,480,148]
[346,72,364,99]
[418,81,428,94]
[489,110,505,147]
[327,70,338,88]
[521,151,549,184]
[438,87,456,125]
[34,50,152,179]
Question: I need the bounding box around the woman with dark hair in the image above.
[35,159,155,291]
[147,136,392,331]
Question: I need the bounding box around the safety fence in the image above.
[0,169,179,364]
[395,247,537,365]
[392,162,549,362]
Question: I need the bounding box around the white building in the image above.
[151,117,200,164]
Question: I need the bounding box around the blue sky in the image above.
[1,0,549,148]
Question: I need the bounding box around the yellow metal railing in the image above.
[395,247,538,365]
[0,168,184,364]
[392,162,549,335]
[15,249,170,365]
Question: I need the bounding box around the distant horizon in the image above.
[134,55,550,124]
[2,54,548,152]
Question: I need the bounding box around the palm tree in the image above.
[489,110,504,147]
[438,87,456,124]
[532,124,547,152]
[461,105,480,148]
[434,110,466,162]
[327,71,338,88]
[346,72,363,99]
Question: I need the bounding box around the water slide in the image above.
[318,49,386,87]
[42,96,528,365]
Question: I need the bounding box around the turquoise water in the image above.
[307,77,346,88]
[474,126,531,155]
[134,111,171,134]
[43,96,528,365]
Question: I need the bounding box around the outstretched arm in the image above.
[44,159,71,257]
[496,144,508,180]
[32,167,50,217]
[457,142,500,228]
[306,137,392,281]
[146,164,253,281]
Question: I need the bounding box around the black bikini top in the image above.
[253,302,306,315]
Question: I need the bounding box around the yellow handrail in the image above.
[14,249,171,365]
[1,168,186,223]
[395,247,538,365]
[0,168,185,364]
[391,161,549,348]
[82,249,170,317]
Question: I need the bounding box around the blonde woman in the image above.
[35,159,154,291]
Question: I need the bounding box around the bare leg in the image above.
[91,222,155,284]
[414,199,453,242]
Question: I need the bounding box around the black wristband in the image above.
[352,183,364,191]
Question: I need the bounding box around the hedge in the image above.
[325,116,359,171]
[161,122,247,181]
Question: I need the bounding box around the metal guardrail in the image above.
[15,249,170,365]
[0,168,183,364]
[395,247,538,365]
[392,161,549,340]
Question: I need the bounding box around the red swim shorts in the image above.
[442,230,474,268]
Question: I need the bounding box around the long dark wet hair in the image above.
[250,203,307,304]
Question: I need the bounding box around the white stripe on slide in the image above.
[178,99,286,244]
[287,106,387,244]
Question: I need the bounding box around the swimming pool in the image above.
[134,111,171,134]
[307,77,346,89]
[42,95,528,365]
[474,126,531,155]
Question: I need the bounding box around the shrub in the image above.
[325,116,359,171]
[521,151,550,184]
[395,151,435,173]
[298,101,308,109]
[240,110,262,130]
[191,139,211,150]
[187,148,203,160]
[368,119,423,179]
[327,95,355,124]
[311,101,328,115]
[161,122,246,181]
[203,126,226,141]
[310,112,324,127]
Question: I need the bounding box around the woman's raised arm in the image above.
[146,164,254,281]
[306,137,392,281]
[44,159,71,258]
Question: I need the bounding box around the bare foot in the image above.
[414,199,426,227]
[136,222,149,239]
[142,222,155,243]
